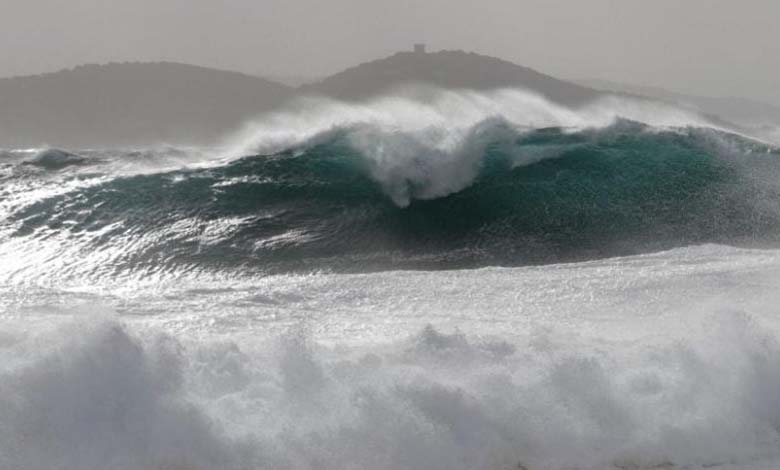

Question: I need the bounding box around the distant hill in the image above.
[0,62,293,148]
[578,78,780,128]
[4,53,773,149]
[0,53,607,148]
[301,49,602,106]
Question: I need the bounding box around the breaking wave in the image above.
[1,89,779,280]
[4,88,780,469]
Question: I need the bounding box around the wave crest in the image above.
[224,89,731,205]
[2,90,780,279]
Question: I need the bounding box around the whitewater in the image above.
[3,88,780,470]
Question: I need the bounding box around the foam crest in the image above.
[224,88,721,205]
[4,311,780,470]
[0,320,254,470]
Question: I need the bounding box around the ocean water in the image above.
[2,89,780,469]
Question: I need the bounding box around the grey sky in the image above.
[1,0,777,104]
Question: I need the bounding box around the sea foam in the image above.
[3,310,780,470]
[4,245,780,470]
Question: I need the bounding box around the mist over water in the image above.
[3,88,780,470]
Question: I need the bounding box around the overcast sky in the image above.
[1,0,777,104]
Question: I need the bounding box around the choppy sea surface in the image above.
[3,89,780,469]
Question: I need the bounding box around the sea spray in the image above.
[2,120,779,281]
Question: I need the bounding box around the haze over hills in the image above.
[578,78,780,129]
[0,48,618,148]
[2,48,775,149]
[301,49,601,106]
[0,62,294,148]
